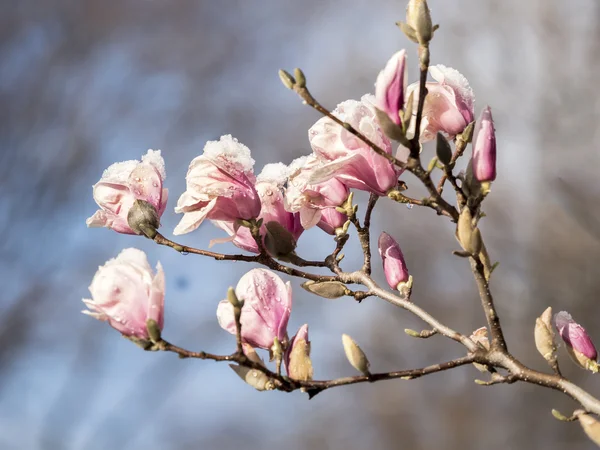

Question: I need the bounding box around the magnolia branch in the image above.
[152,232,341,283]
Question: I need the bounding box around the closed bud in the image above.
[264,221,297,258]
[396,21,419,44]
[472,106,497,183]
[456,208,482,255]
[293,68,306,88]
[375,50,407,127]
[579,414,600,446]
[436,132,453,166]
[127,199,160,238]
[534,307,557,363]
[378,232,410,291]
[555,311,599,373]
[342,334,371,375]
[229,364,275,391]
[301,280,349,299]
[406,0,433,44]
[285,324,313,381]
[278,69,295,89]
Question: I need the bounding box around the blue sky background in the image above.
[2,1,600,449]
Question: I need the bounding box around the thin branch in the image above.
[470,254,507,351]
[153,232,342,283]
[410,45,430,156]
[346,271,478,352]
[304,355,476,397]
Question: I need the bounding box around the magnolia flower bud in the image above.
[229,364,275,391]
[375,50,407,127]
[534,307,557,364]
[342,334,371,376]
[406,0,433,44]
[435,133,453,166]
[378,232,410,291]
[456,208,482,255]
[264,221,297,258]
[127,199,160,238]
[555,311,599,373]
[472,106,497,183]
[301,280,349,299]
[579,414,600,446]
[285,324,313,381]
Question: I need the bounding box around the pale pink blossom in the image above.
[82,248,165,339]
[472,106,497,182]
[216,268,292,349]
[86,150,167,235]
[173,135,261,235]
[285,155,349,233]
[375,50,407,126]
[308,95,402,196]
[407,65,475,142]
[211,163,303,253]
[555,311,598,365]
[378,232,410,290]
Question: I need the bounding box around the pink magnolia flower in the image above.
[407,65,475,142]
[211,163,303,253]
[86,150,168,235]
[472,106,497,182]
[555,311,598,372]
[216,268,292,350]
[82,248,165,339]
[308,95,402,196]
[378,232,410,290]
[173,135,261,235]
[375,50,407,126]
[285,155,349,234]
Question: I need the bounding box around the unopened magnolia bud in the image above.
[227,286,242,308]
[229,364,275,391]
[127,199,160,238]
[342,334,370,375]
[406,0,433,44]
[293,68,306,88]
[555,311,599,373]
[534,307,557,363]
[286,324,313,381]
[302,280,349,299]
[456,208,482,255]
[396,21,418,43]
[264,221,297,258]
[436,132,453,165]
[579,414,600,446]
[278,69,295,89]
[146,318,162,343]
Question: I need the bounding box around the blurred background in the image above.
[2,0,600,448]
